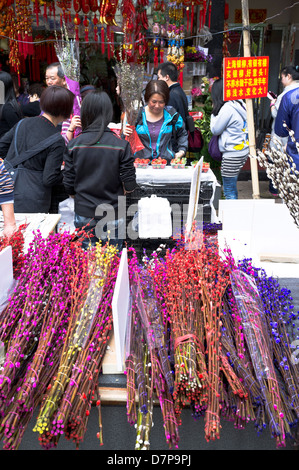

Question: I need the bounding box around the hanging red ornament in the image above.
[44,2,48,20]
[33,0,40,26]
[81,0,90,14]
[57,0,72,23]
[224,2,229,20]
[73,0,81,12]
[83,15,89,42]
[74,13,81,40]
[90,0,98,12]
[48,0,56,22]
[73,0,82,39]
[93,14,98,41]
[154,46,158,67]
[101,26,105,54]
[190,2,194,31]
[182,0,191,32]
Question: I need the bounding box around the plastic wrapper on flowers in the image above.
[1,223,299,450]
[0,230,92,449]
[114,60,145,153]
[55,26,82,136]
[230,269,288,447]
[124,254,179,450]
[0,230,119,450]
[34,243,119,449]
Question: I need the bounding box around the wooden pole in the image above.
[241,0,260,199]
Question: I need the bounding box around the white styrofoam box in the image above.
[218,199,275,233]
[218,200,299,278]
[250,203,299,257]
[138,195,172,239]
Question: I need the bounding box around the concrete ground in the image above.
[237,178,281,200]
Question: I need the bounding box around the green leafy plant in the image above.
[192,76,221,180]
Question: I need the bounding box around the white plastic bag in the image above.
[58,197,75,233]
[138,195,172,239]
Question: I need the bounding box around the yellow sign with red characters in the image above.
[223,56,269,101]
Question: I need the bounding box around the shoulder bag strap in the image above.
[9,120,62,168]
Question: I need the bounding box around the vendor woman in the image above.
[123,80,188,162]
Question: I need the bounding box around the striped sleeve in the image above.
[0,159,14,204]
[61,118,71,145]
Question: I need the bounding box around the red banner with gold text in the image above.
[223,56,269,101]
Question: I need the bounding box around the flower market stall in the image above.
[1,0,299,455]
[0,212,299,451]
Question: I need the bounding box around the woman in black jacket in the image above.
[0,71,23,138]
[63,90,137,249]
[0,86,74,213]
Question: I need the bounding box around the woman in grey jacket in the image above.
[210,78,249,199]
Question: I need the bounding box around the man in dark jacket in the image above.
[157,61,189,124]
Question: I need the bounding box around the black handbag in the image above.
[4,119,62,212]
[185,114,195,133]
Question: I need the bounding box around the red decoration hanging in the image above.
[182,0,192,32]
[191,3,195,32]
[81,0,90,14]
[49,1,56,22]
[73,0,81,12]
[100,0,118,25]
[90,0,98,12]
[57,0,72,24]
[73,0,81,40]
[154,46,159,67]
[224,2,229,20]
[74,13,81,40]
[43,2,48,20]
[93,15,98,42]
[83,15,89,42]
[33,0,40,26]
[15,0,34,59]
[208,1,212,28]
[101,27,105,54]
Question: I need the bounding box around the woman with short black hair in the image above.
[0,71,23,138]
[40,85,74,119]
[0,85,74,213]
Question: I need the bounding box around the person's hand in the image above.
[1,203,17,238]
[3,222,17,238]
[270,99,277,108]
[69,115,81,131]
[123,124,134,137]
[174,150,185,159]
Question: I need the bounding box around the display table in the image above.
[135,165,217,185]
[126,167,220,256]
